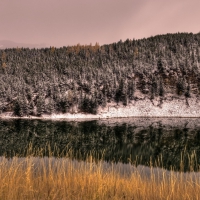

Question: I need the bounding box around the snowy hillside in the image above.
[0,32,200,118]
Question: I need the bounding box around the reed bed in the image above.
[0,153,200,200]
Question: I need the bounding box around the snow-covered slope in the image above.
[1,33,200,118]
[43,97,200,119]
[1,97,200,119]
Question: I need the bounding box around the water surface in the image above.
[1,118,200,171]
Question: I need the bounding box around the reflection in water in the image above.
[1,118,200,171]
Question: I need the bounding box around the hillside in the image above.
[0,32,200,117]
[0,40,46,49]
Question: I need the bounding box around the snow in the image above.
[1,97,200,120]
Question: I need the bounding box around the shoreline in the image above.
[1,98,200,120]
[1,114,200,120]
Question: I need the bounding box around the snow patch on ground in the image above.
[1,98,200,119]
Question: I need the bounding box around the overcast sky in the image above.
[0,0,200,47]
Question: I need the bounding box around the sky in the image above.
[0,0,200,47]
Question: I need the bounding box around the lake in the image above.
[1,117,200,172]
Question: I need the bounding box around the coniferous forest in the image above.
[0,32,200,116]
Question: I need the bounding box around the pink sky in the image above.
[0,0,199,47]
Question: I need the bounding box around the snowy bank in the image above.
[1,98,200,120]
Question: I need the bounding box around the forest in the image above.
[0,32,200,116]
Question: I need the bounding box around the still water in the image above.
[1,117,200,172]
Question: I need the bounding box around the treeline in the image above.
[0,32,200,116]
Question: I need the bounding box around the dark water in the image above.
[1,118,200,172]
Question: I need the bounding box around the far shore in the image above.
[1,113,200,120]
[1,98,200,120]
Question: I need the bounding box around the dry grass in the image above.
[0,154,200,200]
